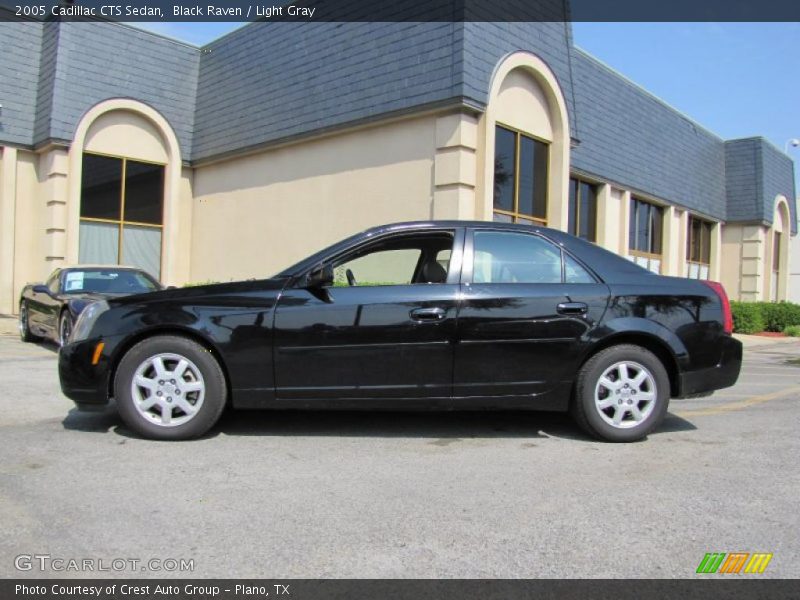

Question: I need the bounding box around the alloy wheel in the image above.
[19,305,28,338]
[59,315,72,347]
[130,353,206,427]
[594,360,657,429]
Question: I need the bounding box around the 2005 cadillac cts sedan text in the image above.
[58,221,742,442]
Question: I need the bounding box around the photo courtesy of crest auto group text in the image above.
[0,0,798,597]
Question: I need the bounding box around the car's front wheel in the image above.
[58,311,73,347]
[571,344,670,442]
[114,335,227,440]
[19,302,39,343]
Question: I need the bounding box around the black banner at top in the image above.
[2,0,800,22]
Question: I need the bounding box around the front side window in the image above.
[472,231,594,284]
[79,153,165,279]
[331,233,454,287]
[568,178,598,242]
[686,216,712,279]
[628,197,664,273]
[493,126,548,225]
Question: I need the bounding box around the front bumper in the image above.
[677,335,743,398]
[58,336,121,409]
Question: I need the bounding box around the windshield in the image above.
[62,269,161,295]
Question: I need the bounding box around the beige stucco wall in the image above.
[0,147,14,313]
[84,110,169,164]
[190,115,438,282]
[494,69,554,141]
[721,224,769,301]
[13,150,48,307]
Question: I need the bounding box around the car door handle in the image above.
[410,307,447,321]
[557,302,588,316]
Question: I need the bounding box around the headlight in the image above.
[70,300,109,342]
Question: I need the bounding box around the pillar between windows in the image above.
[619,190,632,257]
[595,183,616,252]
[432,112,477,220]
[661,206,682,277]
[709,222,722,282]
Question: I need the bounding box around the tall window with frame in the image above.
[79,153,165,279]
[628,197,664,273]
[493,125,549,225]
[686,216,712,280]
[568,177,598,242]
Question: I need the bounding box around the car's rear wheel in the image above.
[19,302,39,343]
[571,344,670,442]
[58,311,73,347]
[114,335,227,440]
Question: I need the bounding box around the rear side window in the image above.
[564,254,595,283]
[472,231,596,284]
[473,231,562,284]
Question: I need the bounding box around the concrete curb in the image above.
[733,333,800,348]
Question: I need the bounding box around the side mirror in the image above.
[32,284,49,294]
[305,263,334,288]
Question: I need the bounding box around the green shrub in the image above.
[783,325,800,337]
[730,301,765,334]
[761,301,800,332]
[730,301,800,334]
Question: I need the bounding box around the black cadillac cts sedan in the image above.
[59,221,742,442]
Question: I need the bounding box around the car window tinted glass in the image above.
[436,249,451,272]
[564,254,596,283]
[330,232,454,287]
[334,249,421,286]
[473,231,562,284]
[62,270,159,294]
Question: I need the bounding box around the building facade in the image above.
[0,16,796,315]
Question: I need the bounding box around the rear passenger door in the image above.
[454,228,610,398]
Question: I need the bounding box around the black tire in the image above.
[19,302,39,343]
[114,335,227,441]
[571,344,670,442]
[58,311,73,348]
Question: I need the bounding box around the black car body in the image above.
[19,266,162,346]
[58,221,742,441]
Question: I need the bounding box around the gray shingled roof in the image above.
[0,16,795,232]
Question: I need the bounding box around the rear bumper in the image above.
[677,335,743,398]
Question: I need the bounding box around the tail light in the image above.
[703,280,733,334]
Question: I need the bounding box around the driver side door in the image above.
[273,228,464,401]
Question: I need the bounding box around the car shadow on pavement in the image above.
[62,405,697,443]
[213,409,697,442]
[62,405,122,434]
[34,340,59,354]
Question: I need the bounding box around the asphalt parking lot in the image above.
[0,328,798,579]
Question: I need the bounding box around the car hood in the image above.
[108,277,291,306]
